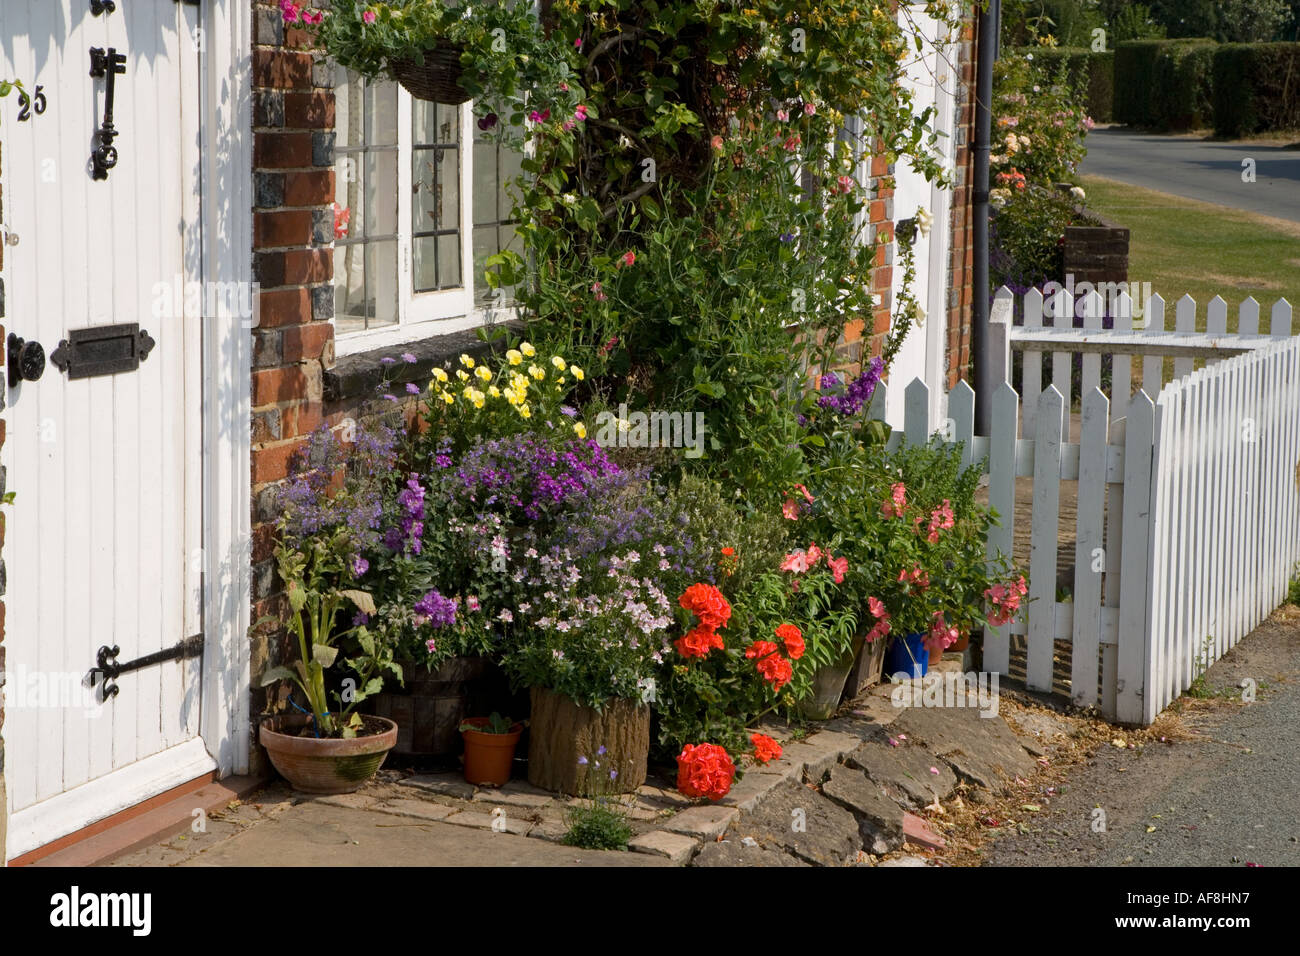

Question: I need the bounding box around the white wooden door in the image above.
[0,0,211,861]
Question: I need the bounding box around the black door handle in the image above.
[7,333,46,388]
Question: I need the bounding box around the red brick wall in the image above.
[945,14,978,388]
[249,1,337,722]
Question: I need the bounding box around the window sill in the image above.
[323,319,522,404]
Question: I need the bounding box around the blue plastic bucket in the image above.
[884,632,929,679]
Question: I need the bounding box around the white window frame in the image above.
[334,88,519,357]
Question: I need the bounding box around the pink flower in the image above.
[574,104,588,121]
[835,175,855,194]
[782,498,800,521]
[827,555,848,584]
[926,611,959,658]
[425,638,437,654]
[711,134,725,152]
[882,482,907,518]
[804,542,823,565]
[559,81,570,92]
[620,251,636,267]
[803,101,816,116]
[776,108,790,122]
[927,499,955,543]
[574,37,583,49]
[562,120,576,132]
[794,483,814,504]
[362,9,377,25]
[591,281,607,302]
[466,595,480,612]
[528,108,551,124]
[868,596,888,619]
[780,550,810,574]
[279,0,301,24]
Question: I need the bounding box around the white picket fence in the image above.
[875,287,1299,724]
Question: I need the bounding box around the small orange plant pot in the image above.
[460,717,524,787]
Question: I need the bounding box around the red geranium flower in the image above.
[756,653,793,691]
[745,639,779,660]
[674,625,723,659]
[774,623,805,660]
[679,583,732,630]
[751,733,783,764]
[677,743,736,800]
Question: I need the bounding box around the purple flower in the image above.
[597,745,607,755]
[351,554,369,577]
[401,352,417,363]
[382,393,398,403]
[559,405,577,418]
[380,356,397,365]
[477,112,499,131]
[815,357,883,416]
[779,232,795,243]
[577,755,589,766]
[352,611,370,626]
[414,589,457,629]
[405,383,420,395]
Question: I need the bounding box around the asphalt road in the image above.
[1079,128,1300,223]
[985,610,1300,867]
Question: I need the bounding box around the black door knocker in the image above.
[90,0,117,15]
[89,47,126,181]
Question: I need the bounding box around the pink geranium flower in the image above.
[362,9,376,24]
[827,555,848,584]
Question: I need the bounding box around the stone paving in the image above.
[110,656,1041,867]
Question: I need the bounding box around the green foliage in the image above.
[562,803,633,850]
[1288,565,1300,607]
[1211,43,1300,137]
[990,184,1076,290]
[1024,47,1114,122]
[459,712,517,734]
[1113,38,1216,129]
[494,0,964,509]
[1108,4,1166,42]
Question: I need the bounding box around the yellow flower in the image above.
[456,369,470,382]
[551,355,566,371]
[506,349,523,366]
[529,364,545,380]
[520,341,536,357]
[475,366,492,382]
[519,405,532,419]
[459,354,475,369]
[440,390,454,405]
[473,398,485,410]
[556,377,566,387]
[570,365,584,380]
[432,368,448,383]
[506,391,521,406]
[488,385,501,398]
[462,386,474,398]
[573,422,587,439]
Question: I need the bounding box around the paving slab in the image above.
[372,799,458,823]
[663,804,738,840]
[729,779,863,867]
[174,802,669,866]
[628,830,698,864]
[692,839,809,867]
[820,765,905,855]
[471,788,554,809]
[889,705,1037,791]
[845,740,958,809]
[716,770,787,812]
[902,812,946,851]
[399,773,476,800]
[443,810,532,835]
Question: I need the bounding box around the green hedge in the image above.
[1113,38,1216,129]
[1212,44,1300,136]
[1023,47,1114,122]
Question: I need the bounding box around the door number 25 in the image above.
[17,86,47,122]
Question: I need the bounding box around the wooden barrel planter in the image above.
[526,687,650,795]
[369,656,501,757]
[845,633,888,699]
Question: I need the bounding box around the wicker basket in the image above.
[390,40,470,104]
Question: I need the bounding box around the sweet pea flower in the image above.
[362,9,377,25]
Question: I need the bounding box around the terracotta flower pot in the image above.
[461,718,524,787]
[260,714,397,794]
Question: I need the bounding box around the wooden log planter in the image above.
[526,688,650,795]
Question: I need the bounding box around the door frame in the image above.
[0,0,251,863]
[195,0,253,782]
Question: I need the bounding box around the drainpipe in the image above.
[972,0,999,434]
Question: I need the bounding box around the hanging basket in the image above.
[390,41,471,104]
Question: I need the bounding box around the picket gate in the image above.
[875,287,1299,724]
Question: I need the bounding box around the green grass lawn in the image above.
[1080,175,1300,327]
